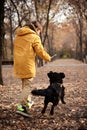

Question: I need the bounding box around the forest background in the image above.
[0,0,87,85]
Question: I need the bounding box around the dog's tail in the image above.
[31,89,47,96]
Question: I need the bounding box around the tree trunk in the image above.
[0,0,5,85]
[78,18,83,60]
[9,7,13,57]
[34,0,52,67]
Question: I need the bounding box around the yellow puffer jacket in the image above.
[14,26,51,78]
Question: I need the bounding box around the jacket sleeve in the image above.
[32,36,51,62]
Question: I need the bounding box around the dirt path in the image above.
[0,59,87,130]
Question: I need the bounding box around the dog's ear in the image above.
[47,71,53,78]
[59,72,65,78]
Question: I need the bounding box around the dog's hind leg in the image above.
[41,102,48,114]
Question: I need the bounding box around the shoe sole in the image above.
[16,110,32,118]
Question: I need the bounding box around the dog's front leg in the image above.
[50,105,54,115]
[61,97,66,104]
[41,102,48,114]
[61,86,66,104]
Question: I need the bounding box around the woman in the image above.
[13,21,51,116]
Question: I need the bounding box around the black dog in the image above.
[31,71,66,115]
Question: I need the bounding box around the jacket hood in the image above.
[16,26,36,36]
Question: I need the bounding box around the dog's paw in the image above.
[62,101,66,104]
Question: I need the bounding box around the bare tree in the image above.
[3,0,32,61]
[0,0,5,85]
[68,0,87,60]
[33,0,54,66]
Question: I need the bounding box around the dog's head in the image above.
[47,71,65,84]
